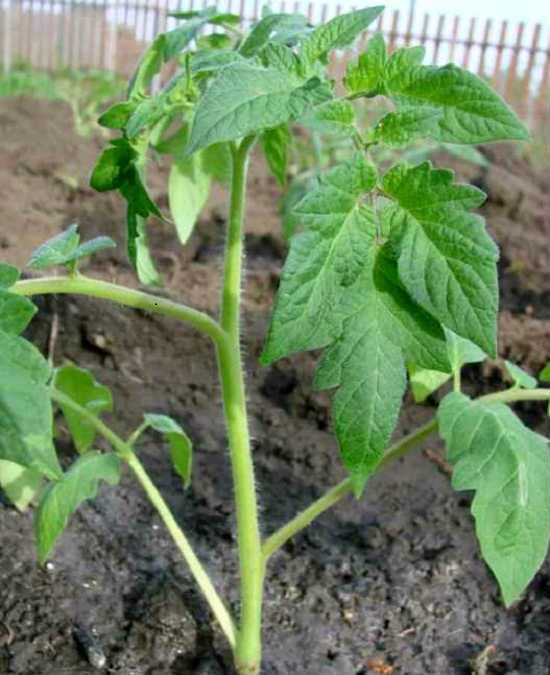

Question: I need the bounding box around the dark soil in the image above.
[1,97,550,675]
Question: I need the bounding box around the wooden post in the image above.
[506,21,525,102]
[106,0,118,71]
[3,0,12,74]
[462,17,476,69]
[432,14,445,64]
[523,23,541,108]
[493,20,508,92]
[404,4,414,46]
[388,9,399,52]
[478,18,492,78]
[448,15,459,63]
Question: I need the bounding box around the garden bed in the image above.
[1,97,550,675]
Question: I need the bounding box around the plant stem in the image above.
[262,387,550,562]
[50,388,237,649]
[218,136,263,675]
[14,276,226,347]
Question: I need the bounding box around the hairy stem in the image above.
[218,136,263,675]
[50,388,237,648]
[14,276,226,347]
[262,387,550,562]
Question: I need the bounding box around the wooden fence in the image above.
[1,1,549,132]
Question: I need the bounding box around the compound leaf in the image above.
[54,365,113,454]
[438,392,550,606]
[383,162,498,356]
[35,452,121,563]
[344,32,387,96]
[300,99,356,136]
[144,414,193,488]
[263,156,449,479]
[239,12,309,57]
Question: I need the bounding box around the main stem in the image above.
[218,137,263,675]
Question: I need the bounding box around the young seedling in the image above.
[1,6,549,674]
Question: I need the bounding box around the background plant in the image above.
[1,5,549,675]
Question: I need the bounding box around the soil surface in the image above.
[1,97,550,675]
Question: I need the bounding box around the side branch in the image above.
[50,388,237,648]
[14,275,226,347]
[262,387,550,562]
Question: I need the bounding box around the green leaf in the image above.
[300,6,384,69]
[261,124,291,186]
[239,13,309,57]
[539,363,550,383]
[441,143,490,167]
[372,108,443,147]
[263,156,449,479]
[90,141,136,192]
[0,290,36,335]
[505,361,538,390]
[53,365,113,454]
[408,364,451,403]
[144,414,193,488]
[27,224,115,271]
[128,35,166,98]
[344,32,387,96]
[98,101,138,129]
[35,452,121,563]
[279,174,318,240]
[259,42,302,77]
[196,33,233,51]
[191,50,246,76]
[0,460,43,512]
[202,143,232,185]
[0,329,61,479]
[0,263,20,289]
[27,223,80,269]
[127,208,161,286]
[300,99,356,136]
[438,392,550,606]
[169,7,240,26]
[383,162,499,356]
[384,59,529,144]
[169,153,211,244]
[445,327,486,372]
[186,62,331,155]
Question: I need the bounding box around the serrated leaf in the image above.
[98,101,138,129]
[239,13,309,57]
[259,42,302,77]
[279,174,318,240]
[0,329,60,479]
[169,153,211,244]
[505,361,537,390]
[445,327,486,372]
[300,6,384,69]
[54,365,113,453]
[383,162,499,356]
[344,32,387,96]
[27,224,80,269]
[0,460,43,512]
[191,49,246,76]
[144,414,193,488]
[438,392,550,606]
[35,452,121,562]
[0,263,20,289]
[263,156,449,479]
[408,364,451,403]
[372,108,443,147]
[0,290,36,334]
[539,363,550,383]
[300,99,356,136]
[261,124,291,186]
[186,62,331,155]
[384,60,529,144]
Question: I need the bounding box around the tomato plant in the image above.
[1,6,549,674]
